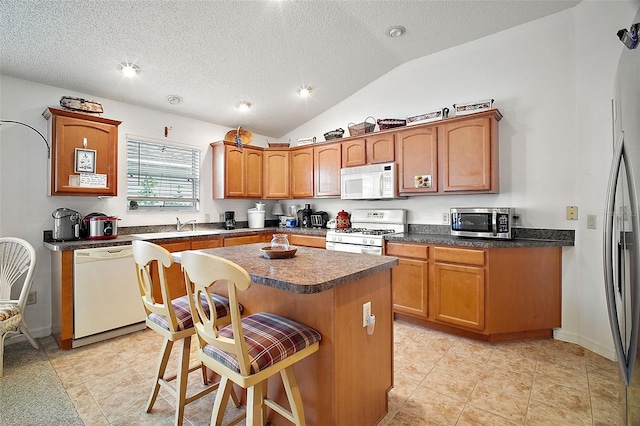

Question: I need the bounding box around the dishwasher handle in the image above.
[75,246,134,262]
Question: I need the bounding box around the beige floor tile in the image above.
[534,359,589,391]
[525,398,592,425]
[109,396,175,426]
[66,382,96,411]
[486,346,538,374]
[467,382,530,423]
[456,404,519,426]
[54,364,85,389]
[75,400,109,425]
[419,368,477,402]
[402,386,465,425]
[84,366,146,401]
[448,339,494,363]
[93,380,152,423]
[431,351,486,382]
[382,409,439,426]
[477,364,534,394]
[530,377,592,418]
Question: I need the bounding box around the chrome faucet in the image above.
[176,217,196,232]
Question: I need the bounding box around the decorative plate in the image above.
[260,246,297,259]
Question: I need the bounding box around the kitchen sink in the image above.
[130,230,222,240]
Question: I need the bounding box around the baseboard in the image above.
[553,328,617,361]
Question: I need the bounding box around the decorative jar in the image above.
[270,234,290,251]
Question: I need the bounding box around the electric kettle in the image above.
[52,208,82,241]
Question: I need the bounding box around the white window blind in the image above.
[126,138,200,210]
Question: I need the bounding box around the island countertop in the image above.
[173,243,398,294]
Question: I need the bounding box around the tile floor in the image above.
[41,320,622,425]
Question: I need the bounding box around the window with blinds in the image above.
[126,138,200,210]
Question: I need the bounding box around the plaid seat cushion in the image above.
[148,293,233,332]
[0,304,21,333]
[202,312,321,375]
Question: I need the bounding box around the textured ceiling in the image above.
[0,0,579,138]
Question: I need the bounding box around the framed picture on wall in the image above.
[74,148,96,174]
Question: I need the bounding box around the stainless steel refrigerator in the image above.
[604,12,640,426]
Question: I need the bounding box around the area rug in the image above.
[0,339,83,425]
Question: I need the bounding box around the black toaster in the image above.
[310,211,329,228]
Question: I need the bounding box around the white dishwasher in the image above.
[73,245,147,347]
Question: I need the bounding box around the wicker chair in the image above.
[0,237,39,377]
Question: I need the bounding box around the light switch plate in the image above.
[587,214,597,229]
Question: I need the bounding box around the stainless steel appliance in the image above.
[52,208,81,241]
[310,211,329,228]
[603,15,640,426]
[325,209,407,255]
[298,204,313,228]
[73,246,146,347]
[341,162,399,200]
[450,207,515,239]
[83,212,119,240]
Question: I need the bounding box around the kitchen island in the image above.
[173,243,398,426]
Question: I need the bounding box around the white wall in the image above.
[0,77,271,338]
[2,1,638,358]
[281,0,639,359]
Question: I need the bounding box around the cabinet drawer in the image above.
[386,242,428,259]
[190,238,223,250]
[224,235,262,246]
[289,234,326,249]
[433,246,484,266]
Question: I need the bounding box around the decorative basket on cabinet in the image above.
[348,116,376,136]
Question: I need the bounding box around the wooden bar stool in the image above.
[132,240,239,426]
[181,251,322,426]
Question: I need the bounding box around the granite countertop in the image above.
[43,224,574,251]
[172,243,398,294]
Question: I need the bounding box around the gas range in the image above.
[325,209,407,255]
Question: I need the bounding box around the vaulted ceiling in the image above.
[0,1,580,137]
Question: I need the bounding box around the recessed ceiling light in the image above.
[119,63,140,77]
[386,26,406,38]
[297,86,312,97]
[235,101,252,111]
[166,95,182,105]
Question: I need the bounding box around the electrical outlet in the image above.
[362,301,371,328]
[205,213,211,223]
[442,213,450,224]
[218,213,225,222]
[27,291,36,305]
[566,206,578,220]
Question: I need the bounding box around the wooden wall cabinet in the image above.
[386,242,429,318]
[314,143,342,197]
[341,134,394,167]
[396,126,439,195]
[341,139,366,167]
[290,147,314,198]
[211,142,263,199]
[440,113,499,193]
[43,107,121,196]
[263,150,290,199]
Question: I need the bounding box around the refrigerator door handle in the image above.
[604,132,633,385]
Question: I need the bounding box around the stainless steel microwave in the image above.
[450,207,515,239]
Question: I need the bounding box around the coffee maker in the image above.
[224,211,236,230]
[298,204,313,228]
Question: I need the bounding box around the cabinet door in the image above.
[264,150,290,199]
[366,134,395,164]
[314,144,342,197]
[290,148,314,198]
[45,108,120,196]
[342,139,366,167]
[190,238,223,250]
[432,262,485,330]
[441,116,494,192]
[225,145,246,197]
[245,148,263,198]
[153,241,191,301]
[396,126,438,194]
[391,258,428,318]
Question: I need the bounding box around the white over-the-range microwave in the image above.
[340,162,400,200]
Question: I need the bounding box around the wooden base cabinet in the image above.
[389,242,562,342]
[432,247,485,331]
[386,242,428,318]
